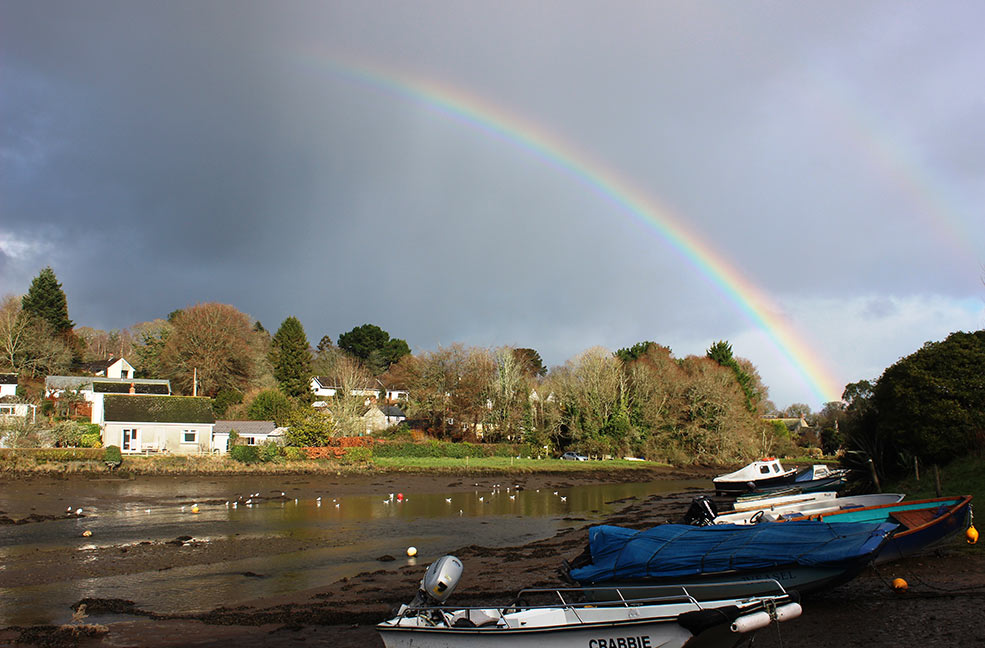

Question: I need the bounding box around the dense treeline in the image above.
[1,267,793,463]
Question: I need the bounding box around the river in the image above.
[0,473,706,625]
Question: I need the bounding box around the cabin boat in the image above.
[712,458,798,495]
[378,557,802,648]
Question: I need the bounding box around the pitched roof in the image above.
[0,374,17,385]
[103,395,215,424]
[381,405,406,417]
[46,376,171,393]
[214,420,276,435]
[81,359,115,373]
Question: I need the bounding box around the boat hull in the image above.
[379,617,697,648]
[713,472,798,495]
[785,496,973,564]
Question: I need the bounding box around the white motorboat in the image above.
[712,493,906,525]
[712,458,798,494]
[730,491,838,513]
[377,556,802,648]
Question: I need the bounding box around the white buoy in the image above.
[75,508,83,516]
[406,546,417,557]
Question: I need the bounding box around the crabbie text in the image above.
[588,637,652,648]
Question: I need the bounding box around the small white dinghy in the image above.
[712,493,906,525]
[377,556,802,648]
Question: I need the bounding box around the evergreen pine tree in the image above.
[271,316,312,399]
[21,266,74,335]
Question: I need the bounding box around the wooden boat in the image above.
[712,458,798,495]
[712,493,905,526]
[565,520,896,595]
[731,491,838,513]
[378,556,802,648]
[782,495,973,563]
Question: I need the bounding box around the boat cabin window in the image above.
[760,465,770,474]
[772,462,780,473]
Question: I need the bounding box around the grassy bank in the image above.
[0,452,671,476]
[887,454,984,503]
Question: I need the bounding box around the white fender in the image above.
[730,610,771,633]
[775,602,803,622]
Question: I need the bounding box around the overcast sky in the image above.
[2,2,983,409]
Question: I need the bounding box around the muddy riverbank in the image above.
[1,468,982,647]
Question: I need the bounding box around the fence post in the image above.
[867,458,881,493]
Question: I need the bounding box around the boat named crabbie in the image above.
[377,556,802,648]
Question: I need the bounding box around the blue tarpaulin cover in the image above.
[569,521,896,584]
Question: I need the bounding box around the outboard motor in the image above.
[682,495,719,526]
[396,555,464,623]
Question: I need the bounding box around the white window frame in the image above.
[122,428,139,452]
[182,430,198,444]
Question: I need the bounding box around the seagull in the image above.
[383,499,391,504]
[478,496,484,502]
[316,497,322,501]
[335,503,340,508]
[459,509,463,516]
[389,493,394,500]
[225,501,230,507]
[509,495,516,501]
[145,509,151,514]
[245,499,252,505]
[232,502,238,508]
[75,508,83,516]
[280,492,285,497]
[445,498,452,503]
[560,496,567,502]
[66,506,72,513]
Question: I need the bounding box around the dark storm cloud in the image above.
[2,1,984,406]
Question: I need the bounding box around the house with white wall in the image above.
[0,374,17,398]
[81,357,136,379]
[102,394,216,454]
[310,376,409,403]
[212,420,283,454]
[46,376,172,423]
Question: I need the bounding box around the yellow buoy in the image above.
[191,505,200,514]
[967,525,978,545]
[891,578,908,591]
[406,546,418,557]
[82,530,92,537]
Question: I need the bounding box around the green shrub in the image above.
[340,446,372,464]
[104,445,122,467]
[282,446,306,461]
[79,432,103,448]
[229,445,260,464]
[258,440,281,462]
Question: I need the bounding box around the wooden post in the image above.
[868,458,882,493]
[933,464,942,497]
[914,456,920,481]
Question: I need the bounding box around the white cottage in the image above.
[101,394,215,454]
[0,374,17,398]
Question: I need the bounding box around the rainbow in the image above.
[298,55,844,404]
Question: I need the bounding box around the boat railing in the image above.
[393,579,788,628]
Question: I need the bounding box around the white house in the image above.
[310,376,409,403]
[101,394,216,454]
[0,399,36,424]
[46,376,172,424]
[81,357,136,379]
[212,420,284,454]
[0,374,17,398]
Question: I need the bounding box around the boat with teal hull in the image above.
[784,496,972,564]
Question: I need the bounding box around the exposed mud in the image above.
[1,468,982,647]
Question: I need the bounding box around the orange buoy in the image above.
[891,578,908,591]
[396,493,404,502]
[967,525,979,545]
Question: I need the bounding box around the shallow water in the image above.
[0,475,705,625]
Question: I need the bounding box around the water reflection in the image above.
[0,476,704,625]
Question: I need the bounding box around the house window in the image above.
[0,406,14,415]
[122,429,138,452]
[245,436,256,445]
[182,430,197,444]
